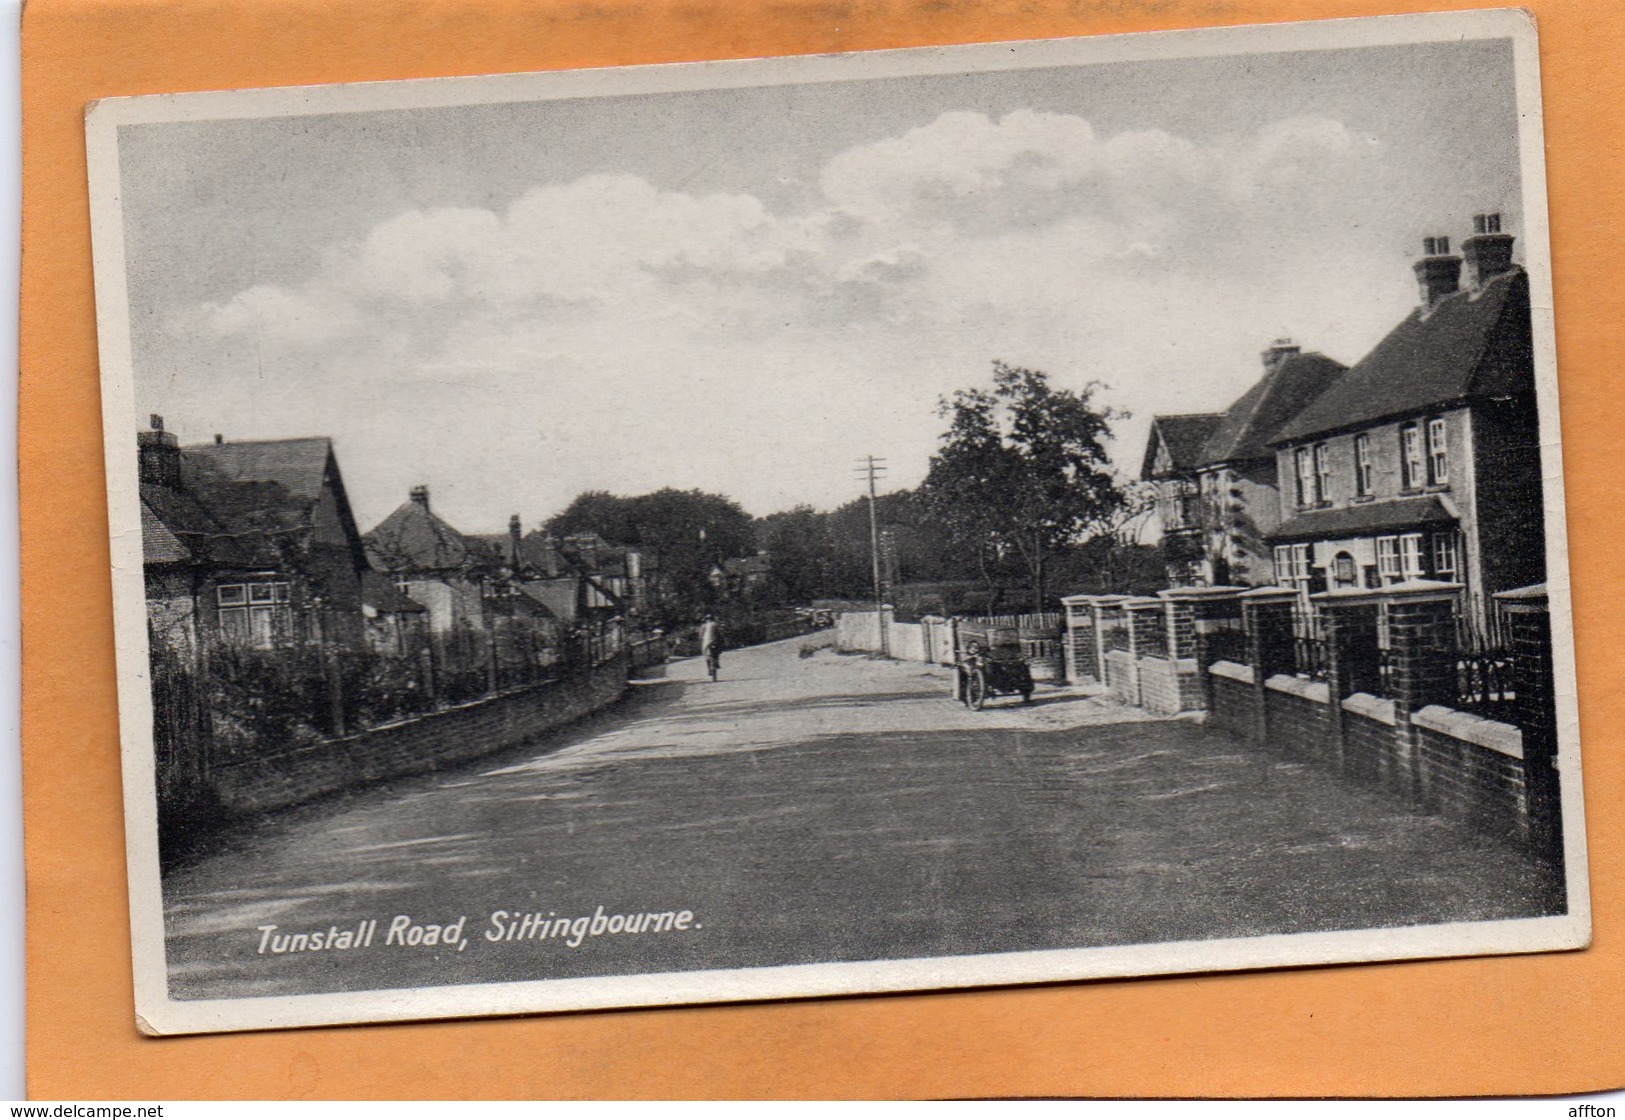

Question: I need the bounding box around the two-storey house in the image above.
[1140,413,1223,586]
[1266,214,1542,634]
[1140,342,1345,587]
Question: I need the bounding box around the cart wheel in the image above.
[967,670,988,711]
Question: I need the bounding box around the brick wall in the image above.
[1104,649,1138,705]
[1262,676,1335,764]
[1207,663,1257,739]
[211,658,628,816]
[1413,705,1528,840]
[1138,657,1202,715]
[1340,700,1406,793]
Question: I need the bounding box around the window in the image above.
[1332,551,1357,588]
[1376,536,1401,583]
[1275,543,1312,587]
[1433,531,1459,582]
[1401,424,1424,490]
[1399,532,1425,580]
[1313,444,1332,505]
[1427,417,1449,485]
[1354,434,1374,496]
[217,581,291,649]
[1295,447,1316,507]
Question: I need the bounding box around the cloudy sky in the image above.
[118,36,1524,533]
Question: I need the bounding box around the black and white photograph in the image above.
[86,8,1588,1035]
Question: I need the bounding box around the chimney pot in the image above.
[1463,215,1516,290]
[1260,337,1301,373]
[1414,234,1462,311]
[409,485,430,509]
[149,414,164,431]
[213,433,223,444]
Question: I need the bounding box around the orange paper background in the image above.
[19,0,1625,1100]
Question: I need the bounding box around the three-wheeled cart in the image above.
[954,627,1035,710]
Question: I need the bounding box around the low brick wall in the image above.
[1338,694,1405,793]
[1262,675,1336,764]
[1103,649,1138,706]
[1413,705,1528,839]
[1207,661,1257,740]
[212,657,628,816]
[1138,656,1203,715]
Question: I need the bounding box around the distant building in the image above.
[1140,341,1345,587]
[1194,342,1346,586]
[363,485,491,646]
[1141,413,1223,586]
[1266,215,1541,632]
[364,490,569,679]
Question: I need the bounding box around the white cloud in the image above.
[174,109,1393,526]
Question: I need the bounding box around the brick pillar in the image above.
[1091,596,1127,698]
[1240,587,1298,742]
[1384,585,1463,799]
[1161,586,1245,713]
[1497,585,1561,858]
[1062,596,1098,685]
[1318,598,1381,773]
[1123,598,1164,707]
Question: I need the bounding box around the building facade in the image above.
[1266,215,1543,634]
[1141,343,1345,588]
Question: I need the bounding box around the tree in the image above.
[546,488,756,623]
[919,361,1126,613]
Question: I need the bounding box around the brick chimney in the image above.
[1260,338,1301,374]
[137,413,182,488]
[1414,235,1462,312]
[508,514,523,568]
[1462,212,1516,290]
[409,485,430,511]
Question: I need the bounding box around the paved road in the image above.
[164,635,1562,1000]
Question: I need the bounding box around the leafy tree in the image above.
[546,488,756,622]
[919,361,1126,612]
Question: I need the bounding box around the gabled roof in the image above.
[520,579,579,621]
[140,480,267,568]
[1271,268,1532,446]
[182,437,334,503]
[364,500,482,573]
[1140,414,1223,479]
[1201,352,1347,464]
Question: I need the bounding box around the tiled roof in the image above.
[139,481,263,568]
[1140,414,1223,478]
[140,497,192,565]
[361,570,427,613]
[1271,268,1532,445]
[182,437,334,503]
[364,500,480,573]
[1201,352,1347,464]
[1269,496,1456,542]
[520,579,578,621]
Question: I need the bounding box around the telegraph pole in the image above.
[855,456,890,657]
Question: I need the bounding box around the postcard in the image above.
[84,7,1588,1035]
